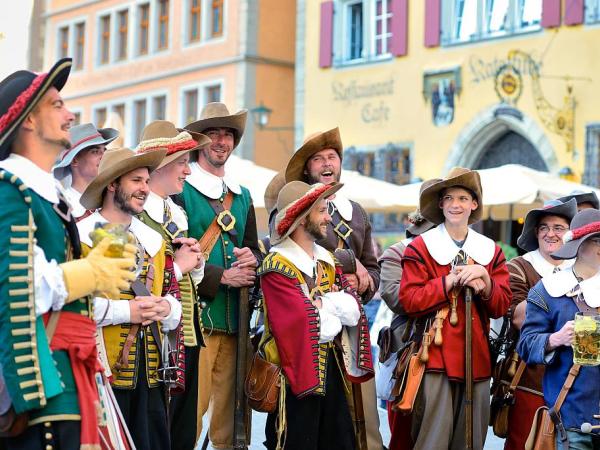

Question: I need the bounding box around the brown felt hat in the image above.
[285,127,343,182]
[80,147,166,210]
[264,171,286,214]
[184,102,247,149]
[419,167,483,225]
[271,181,343,245]
[136,120,210,169]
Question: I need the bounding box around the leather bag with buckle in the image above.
[245,351,281,413]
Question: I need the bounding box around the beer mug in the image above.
[90,223,143,278]
[573,312,600,366]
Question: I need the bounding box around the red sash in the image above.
[49,312,102,448]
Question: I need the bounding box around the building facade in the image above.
[297,0,600,193]
[43,0,295,170]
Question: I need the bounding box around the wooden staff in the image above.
[233,287,250,450]
[464,286,473,450]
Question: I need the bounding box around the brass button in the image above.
[224,240,229,245]
[46,445,53,450]
[227,255,232,260]
[44,422,51,427]
[45,432,52,440]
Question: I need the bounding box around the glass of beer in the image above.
[573,312,600,366]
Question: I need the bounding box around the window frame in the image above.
[99,14,111,65]
[371,0,392,58]
[116,9,129,61]
[157,0,170,51]
[178,80,224,126]
[585,0,600,23]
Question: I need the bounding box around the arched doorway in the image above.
[474,131,549,171]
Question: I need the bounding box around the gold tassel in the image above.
[433,311,444,346]
[449,290,459,326]
[420,332,431,363]
[276,372,287,450]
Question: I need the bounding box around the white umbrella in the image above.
[388,164,600,220]
[225,155,277,209]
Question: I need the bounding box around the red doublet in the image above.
[399,236,511,381]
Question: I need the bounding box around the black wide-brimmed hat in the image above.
[0,58,72,159]
[552,208,600,260]
[516,198,577,252]
[557,190,600,210]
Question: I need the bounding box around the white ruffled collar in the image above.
[59,185,86,218]
[77,210,163,257]
[185,162,241,199]
[144,191,188,231]
[542,268,600,307]
[0,154,61,204]
[271,237,335,277]
[331,193,353,221]
[522,249,574,279]
[421,223,495,266]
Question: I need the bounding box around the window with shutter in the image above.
[564,0,584,25]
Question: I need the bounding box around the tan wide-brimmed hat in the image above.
[264,172,286,214]
[184,102,247,148]
[406,178,441,237]
[271,181,343,245]
[136,120,210,169]
[80,147,166,210]
[285,127,343,182]
[419,167,483,225]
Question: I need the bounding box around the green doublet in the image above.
[0,170,89,423]
[181,183,252,334]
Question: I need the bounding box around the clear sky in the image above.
[0,0,34,79]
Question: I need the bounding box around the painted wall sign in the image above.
[331,77,395,124]
[468,52,542,84]
[423,67,461,127]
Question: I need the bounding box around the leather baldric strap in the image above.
[198,191,235,260]
[115,258,155,371]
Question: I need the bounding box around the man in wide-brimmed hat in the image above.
[0,59,136,450]
[135,120,211,449]
[518,208,600,448]
[258,180,373,449]
[497,198,578,450]
[399,167,511,449]
[558,190,600,211]
[284,127,382,449]
[181,102,260,448]
[378,179,438,450]
[77,147,182,450]
[53,122,118,218]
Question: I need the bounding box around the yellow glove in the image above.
[61,237,137,301]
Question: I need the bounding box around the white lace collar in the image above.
[77,210,163,257]
[185,162,241,199]
[331,192,353,221]
[271,237,335,277]
[421,223,495,266]
[144,191,188,231]
[542,268,600,307]
[0,154,61,204]
[522,249,574,279]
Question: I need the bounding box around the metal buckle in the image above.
[216,209,236,232]
[333,221,353,240]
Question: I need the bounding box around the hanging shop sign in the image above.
[422,67,462,127]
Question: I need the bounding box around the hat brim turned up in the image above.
[285,128,343,183]
[0,58,72,159]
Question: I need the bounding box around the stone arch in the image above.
[443,104,558,174]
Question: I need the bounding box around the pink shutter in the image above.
[424,0,441,48]
[390,0,408,56]
[541,0,561,27]
[564,0,584,25]
[319,1,334,68]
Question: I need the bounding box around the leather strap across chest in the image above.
[198,191,237,259]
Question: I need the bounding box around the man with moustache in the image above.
[77,147,182,450]
[135,120,212,449]
[180,102,260,449]
[498,199,577,449]
[0,59,135,450]
[259,180,373,449]
[284,128,382,449]
[53,122,118,218]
